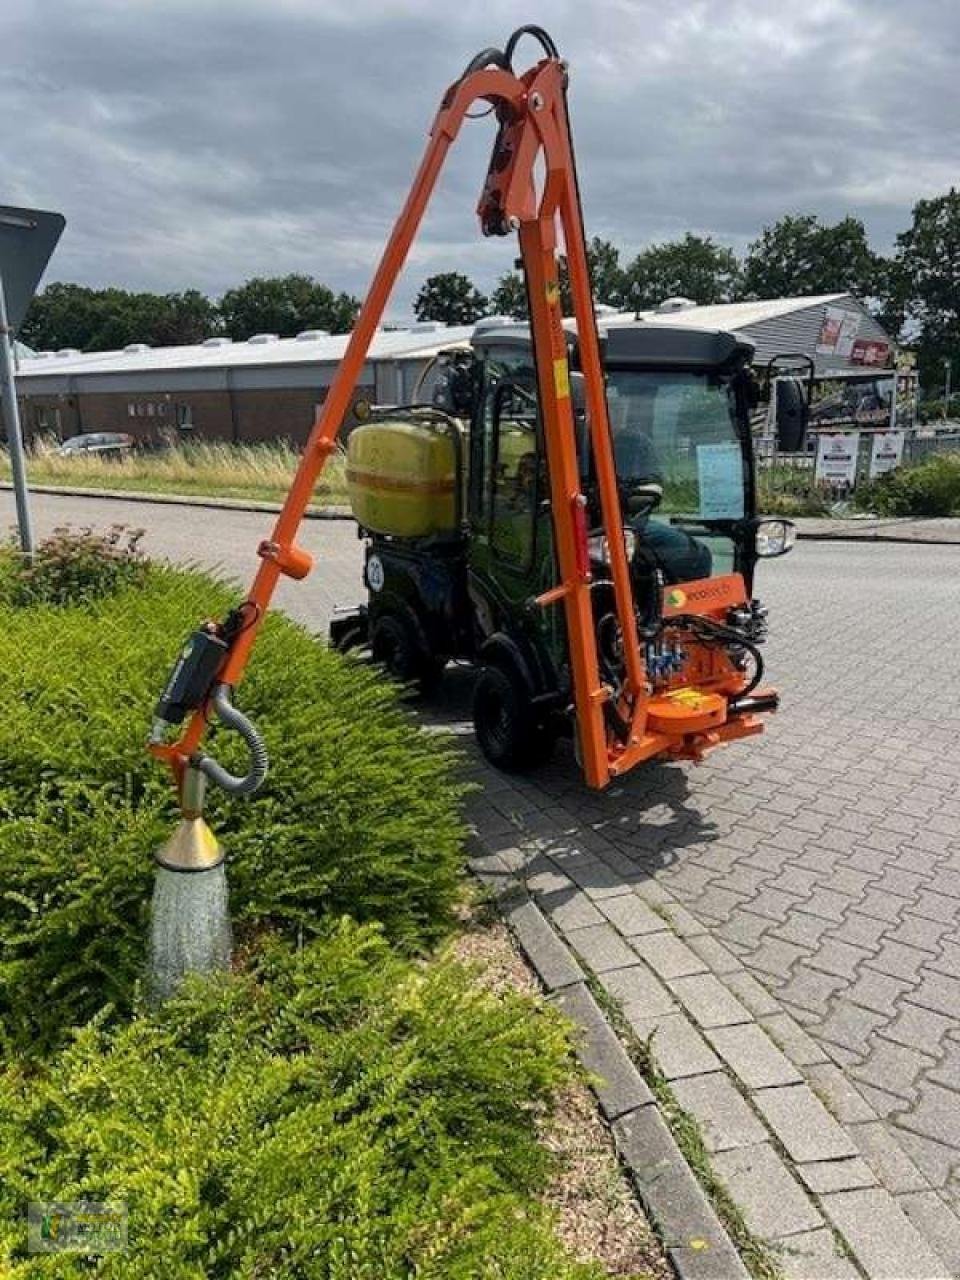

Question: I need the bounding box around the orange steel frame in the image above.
[151,47,731,793]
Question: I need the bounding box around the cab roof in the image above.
[471,319,754,370]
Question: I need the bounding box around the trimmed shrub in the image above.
[856,452,960,516]
[0,563,467,1052]
[0,525,147,607]
[0,921,597,1279]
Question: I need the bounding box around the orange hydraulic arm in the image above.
[149,26,648,793]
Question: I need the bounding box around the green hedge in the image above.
[0,920,598,1279]
[0,539,602,1277]
[0,564,467,1052]
[856,452,960,516]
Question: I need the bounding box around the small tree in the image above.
[623,234,741,310]
[413,272,488,325]
[741,215,879,301]
[889,188,960,390]
[489,271,528,319]
[558,237,628,313]
[489,238,627,321]
[21,285,221,351]
[219,275,360,340]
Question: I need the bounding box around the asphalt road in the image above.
[5,490,960,1223]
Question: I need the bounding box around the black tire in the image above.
[473,663,554,772]
[332,624,367,655]
[371,612,444,694]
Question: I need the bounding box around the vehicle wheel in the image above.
[371,612,443,693]
[473,663,554,772]
[372,612,420,682]
[332,624,367,655]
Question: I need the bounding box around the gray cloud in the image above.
[3,0,958,316]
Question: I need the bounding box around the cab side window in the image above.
[489,380,539,566]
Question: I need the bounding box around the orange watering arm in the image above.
[149,25,647,794]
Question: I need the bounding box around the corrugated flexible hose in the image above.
[194,683,269,796]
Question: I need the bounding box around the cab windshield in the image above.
[605,368,747,578]
[605,369,746,520]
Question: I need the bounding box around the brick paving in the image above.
[465,540,960,1276]
[14,494,960,1276]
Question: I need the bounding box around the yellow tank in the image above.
[346,419,458,538]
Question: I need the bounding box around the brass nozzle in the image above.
[153,766,224,873]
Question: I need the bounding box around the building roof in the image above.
[15,293,889,386]
[16,322,477,379]
[626,294,850,332]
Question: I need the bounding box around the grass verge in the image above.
[0,440,349,508]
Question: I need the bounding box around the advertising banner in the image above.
[868,432,905,479]
[808,374,894,430]
[850,338,891,367]
[815,433,860,486]
[816,306,860,357]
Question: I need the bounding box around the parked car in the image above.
[56,432,135,458]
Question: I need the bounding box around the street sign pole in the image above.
[0,270,34,553]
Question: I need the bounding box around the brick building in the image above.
[3,323,475,446]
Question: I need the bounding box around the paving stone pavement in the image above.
[468,541,960,1278]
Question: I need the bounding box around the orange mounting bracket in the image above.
[150,28,648,791]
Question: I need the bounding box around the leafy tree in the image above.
[20,283,102,350]
[489,238,627,320]
[219,274,359,340]
[889,189,960,391]
[21,284,221,352]
[741,214,879,301]
[490,271,529,319]
[413,272,488,325]
[560,236,626,311]
[623,234,741,310]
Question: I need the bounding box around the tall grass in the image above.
[0,439,348,506]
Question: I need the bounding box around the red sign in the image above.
[850,338,891,367]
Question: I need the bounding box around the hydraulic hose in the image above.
[503,25,560,64]
[194,683,269,797]
[459,46,512,78]
[671,614,765,698]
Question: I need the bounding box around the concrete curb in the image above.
[794,529,960,546]
[470,821,959,1280]
[0,482,353,521]
[477,864,751,1280]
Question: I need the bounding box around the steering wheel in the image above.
[624,482,664,523]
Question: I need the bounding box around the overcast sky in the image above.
[4,0,958,318]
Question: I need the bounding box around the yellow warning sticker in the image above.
[553,357,570,400]
[546,280,560,306]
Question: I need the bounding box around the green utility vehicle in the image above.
[331,319,796,771]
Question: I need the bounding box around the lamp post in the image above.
[0,257,34,553]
